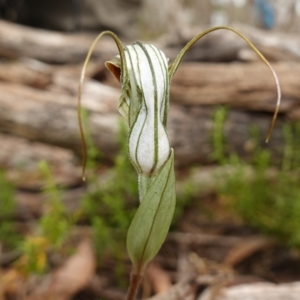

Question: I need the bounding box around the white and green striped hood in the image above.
[107,42,171,176]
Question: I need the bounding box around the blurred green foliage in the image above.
[2,106,300,277]
[80,121,138,260]
[17,161,74,274]
[211,106,227,164]
[0,171,20,249]
[38,160,73,248]
[212,107,300,249]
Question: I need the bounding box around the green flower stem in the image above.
[126,272,142,300]
[78,26,281,300]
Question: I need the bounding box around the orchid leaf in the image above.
[127,150,176,273]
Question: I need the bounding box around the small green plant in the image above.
[216,120,300,249]
[38,161,72,248]
[19,236,48,274]
[78,26,280,300]
[81,122,138,260]
[18,161,73,274]
[211,106,228,164]
[0,171,21,249]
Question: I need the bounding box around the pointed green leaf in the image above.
[127,150,176,272]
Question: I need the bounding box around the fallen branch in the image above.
[0,78,286,168]
[163,24,300,62]
[213,281,300,300]
[171,62,300,113]
[0,20,116,63]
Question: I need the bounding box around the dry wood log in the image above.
[146,278,300,300]
[0,82,285,168]
[10,0,140,38]
[171,62,300,113]
[0,133,81,189]
[0,57,106,91]
[12,164,276,220]
[237,24,300,62]
[1,19,300,65]
[0,59,52,88]
[0,80,119,156]
[146,277,196,300]
[0,20,117,63]
[176,165,277,197]
[0,63,289,168]
[212,281,300,300]
[162,24,300,62]
[15,188,84,219]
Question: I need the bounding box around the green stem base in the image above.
[126,272,142,300]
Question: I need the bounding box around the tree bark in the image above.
[0,60,51,88]
[162,24,300,63]
[0,68,287,169]
[0,133,81,189]
[1,20,300,64]
[145,279,300,300]
[212,281,300,300]
[170,62,300,113]
[0,20,116,63]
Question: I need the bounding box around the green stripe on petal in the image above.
[120,42,171,177]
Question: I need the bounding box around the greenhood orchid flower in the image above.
[77,26,281,300]
[106,43,171,178]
